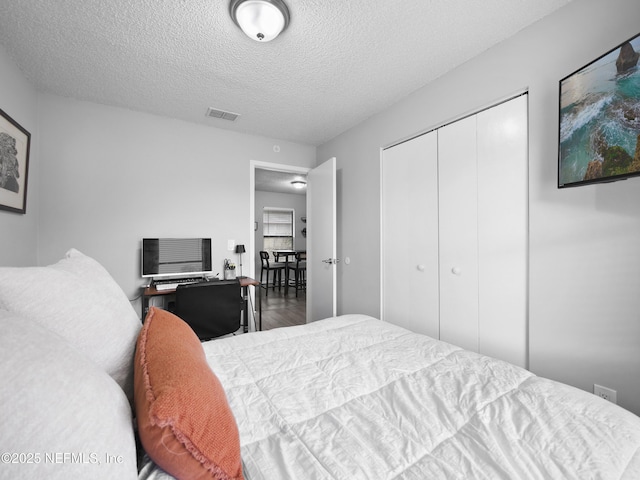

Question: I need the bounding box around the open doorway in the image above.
[250,161,310,330]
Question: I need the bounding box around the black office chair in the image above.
[287,251,306,297]
[259,251,285,296]
[173,280,242,341]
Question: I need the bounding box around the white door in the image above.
[438,115,480,352]
[307,157,337,321]
[476,95,528,368]
[381,131,440,337]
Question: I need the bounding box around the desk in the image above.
[142,277,262,332]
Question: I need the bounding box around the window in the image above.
[263,207,294,251]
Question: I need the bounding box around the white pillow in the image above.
[0,249,141,400]
[0,310,137,480]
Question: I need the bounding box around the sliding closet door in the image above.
[438,115,479,352]
[477,95,528,368]
[381,131,439,337]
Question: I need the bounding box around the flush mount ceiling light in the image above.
[291,180,306,189]
[229,0,290,42]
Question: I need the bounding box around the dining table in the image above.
[273,250,305,295]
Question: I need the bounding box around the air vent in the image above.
[205,107,240,122]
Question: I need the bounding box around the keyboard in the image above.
[153,277,201,291]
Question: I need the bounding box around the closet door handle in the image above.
[451,267,462,276]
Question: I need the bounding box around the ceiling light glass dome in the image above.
[230,0,290,42]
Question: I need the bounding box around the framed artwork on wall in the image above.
[558,31,640,188]
[0,107,31,213]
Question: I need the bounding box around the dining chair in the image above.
[287,251,306,297]
[259,251,285,296]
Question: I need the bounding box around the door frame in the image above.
[379,92,529,367]
[249,160,311,316]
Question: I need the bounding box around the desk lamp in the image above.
[235,244,246,278]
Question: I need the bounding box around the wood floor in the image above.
[258,284,306,331]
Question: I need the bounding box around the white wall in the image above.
[318,0,640,415]
[36,93,316,314]
[0,45,39,266]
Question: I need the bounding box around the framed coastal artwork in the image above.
[0,107,31,213]
[558,32,640,188]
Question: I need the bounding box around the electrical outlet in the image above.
[594,384,617,404]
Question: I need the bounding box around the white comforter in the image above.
[144,314,640,479]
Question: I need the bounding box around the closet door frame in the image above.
[380,91,528,367]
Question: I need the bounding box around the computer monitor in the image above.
[141,238,212,278]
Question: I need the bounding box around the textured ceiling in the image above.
[0,0,572,146]
[255,168,307,195]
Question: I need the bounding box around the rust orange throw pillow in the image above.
[134,307,244,480]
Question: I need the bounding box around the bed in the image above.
[137,310,640,480]
[1,249,639,480]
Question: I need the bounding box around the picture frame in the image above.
[0,107,31,213]
[558,32,640,188]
